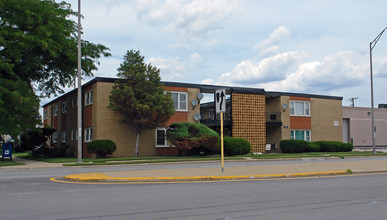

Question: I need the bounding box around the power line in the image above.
[348,97,359,107]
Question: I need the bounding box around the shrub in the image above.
[280,140,308,153]
[31,145,69,157]
[223,137,251,156]
[167,122,219,156]
[314,141,353,152]
[307,142,321,152]
[87,140,116,158]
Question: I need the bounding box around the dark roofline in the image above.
[266,91,343,100]
[42,77,343,107]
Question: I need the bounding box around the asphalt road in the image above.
[1,160,387,220]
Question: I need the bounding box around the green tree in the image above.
[0,0,111,136]
[0,78,41,137]
[109,50,175,157]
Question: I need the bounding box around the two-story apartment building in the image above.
[43,77,343,157]
[43,77,202,157]
[200,91,343,153]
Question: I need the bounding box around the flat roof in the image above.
[42,77,343,107]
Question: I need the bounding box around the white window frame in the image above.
[85,90,93,106]
[53,132,58,143]
[61,131,66,143]
[155,128,167,147]
[84,127,93,142]
[171,92,188,111]
[71,130,78,141]
[290,130,311,142]
[54,105,58,116]
[290,101,310,116]
[62,101,67,113]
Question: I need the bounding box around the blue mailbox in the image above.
[2,142,12,161]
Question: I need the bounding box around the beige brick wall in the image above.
[93,82,201,157]
[310,98,342,141]
[232,93,266,153]
[188,88,201,123]
[280,96,291,140]
[93,82,156,157]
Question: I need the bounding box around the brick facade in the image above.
[232,93,266,153]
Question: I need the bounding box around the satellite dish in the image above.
[282,104,288,111]
[191,99,198,107]
[197,93,204,100]
[193,113,201,121]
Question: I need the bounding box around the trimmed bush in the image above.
[314,141,353,152]
[87,140,116,158]
[223,137,251,156]
[307,142,321,152]
[167,122,219,156]
[280,140,308,153]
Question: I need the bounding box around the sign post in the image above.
[215,88,226,172]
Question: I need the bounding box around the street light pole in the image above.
[77,0,83,163]
[369,27,387,154]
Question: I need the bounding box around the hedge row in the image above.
[280,140,353,153]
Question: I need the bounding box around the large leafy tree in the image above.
[0,0,111,137]
[109,50,175,157]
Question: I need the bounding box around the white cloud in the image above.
[201,78,214,85]
[259,51,369,93]
[147,57,185,81]
[217,49,377,96]
[254,26,290,50]
[133,0,241,40]
[219,51,306,85]
[190,52,202,63]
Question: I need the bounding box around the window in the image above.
[44,109,48,120]
[290,101,310,116]
[71,130,78,141]
[85,90,93,105]
[72,98,77,108]
[156,128,167,147]
[61,131,66,143]
[54,105,58,116]
[171,92,187,111]
[53,132,58,143]
[85,127,93,142]
[62,101,67,113]
[290,130,311,142]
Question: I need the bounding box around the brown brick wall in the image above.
[167,112,188,126]
[232,93,266,153]
[164,86,188,92]
[290,96,310,101]
[290,117,311,130]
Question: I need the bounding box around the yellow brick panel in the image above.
[232,93,266,153]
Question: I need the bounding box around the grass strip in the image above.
[0,161,25,167]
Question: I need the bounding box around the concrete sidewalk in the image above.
[1,157,64,169]
[63,157,387,183]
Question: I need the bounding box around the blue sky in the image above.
[54,0,387,107]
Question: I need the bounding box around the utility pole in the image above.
[369,27,387,154]
[76,0,83,163]
[348,97,359,107]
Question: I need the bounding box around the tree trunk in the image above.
[134,128,141,157]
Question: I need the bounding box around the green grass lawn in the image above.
[14,151,387,166]
[0,160,24,167]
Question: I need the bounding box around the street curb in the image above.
[63,170,350,183]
